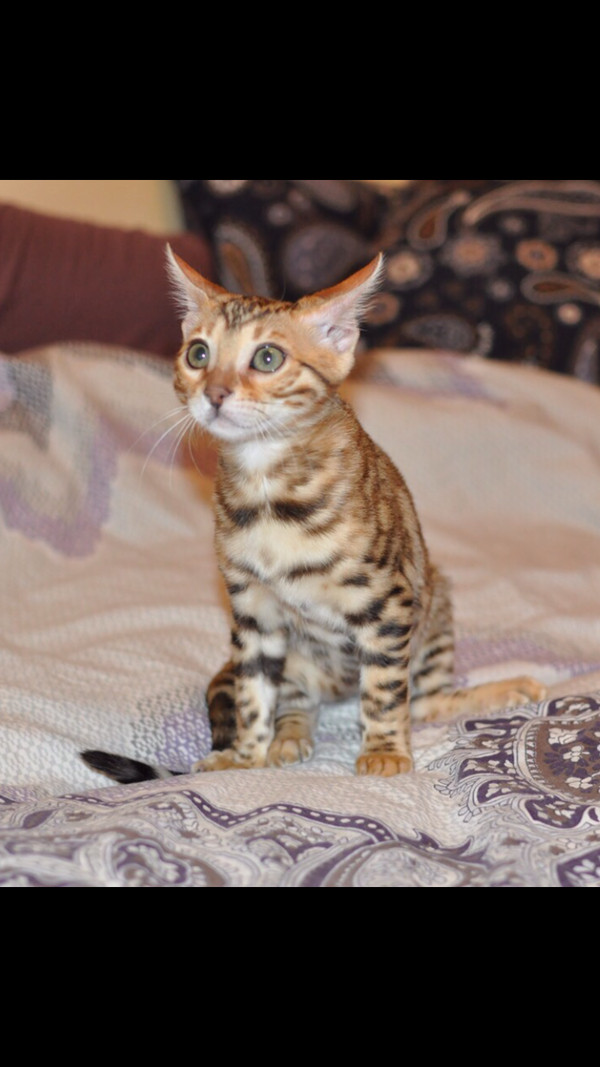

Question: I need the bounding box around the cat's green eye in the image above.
[186,341,210,369]
[251,345,285,373]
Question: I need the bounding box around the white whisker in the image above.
[168,413,196,485]
[140,410,191,481]
[129,405,184,455]
[186,422,207,477]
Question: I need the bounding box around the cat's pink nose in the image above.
[206,384,232,409]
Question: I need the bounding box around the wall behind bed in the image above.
[0,180,183,233]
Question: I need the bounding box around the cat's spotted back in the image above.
[163,249,545,777]
[82,251,546,785]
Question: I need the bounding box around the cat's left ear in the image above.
[297,254,385,383]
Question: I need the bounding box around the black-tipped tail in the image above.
[81,749,181,784]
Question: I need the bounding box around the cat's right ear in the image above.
[166,244,228,328]
[295,254,385,384]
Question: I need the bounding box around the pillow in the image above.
[360,179,600,385]
[175,180,600,384]
[0,202,213,356]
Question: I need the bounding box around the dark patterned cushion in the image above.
[177,180,600,385]
[361,180,600,384]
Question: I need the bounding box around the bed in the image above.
[1,182,599,887]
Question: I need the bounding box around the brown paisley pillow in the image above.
[361,179,600,385]
[176,180,600,384]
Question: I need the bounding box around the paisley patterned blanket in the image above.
[1,342,599,887]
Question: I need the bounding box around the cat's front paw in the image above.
[267,736,313,767]
[193,748,265,772]
[356,752,413,776]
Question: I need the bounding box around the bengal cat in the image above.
[83,249,545,783]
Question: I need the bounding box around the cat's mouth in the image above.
[193,397,257,443]
[191,393,291,444]
[207,408,243,437]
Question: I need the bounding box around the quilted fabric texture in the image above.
[0,342,599,885]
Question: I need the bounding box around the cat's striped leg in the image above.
[268,700,318,766]
[195,640,285,771]
[355,655,413,775]
[194,587,287,772]
[267,656,319,766]
[205,661,237,750]
[352,591,415,776]
[409,567,456,722]
[205,657,318,766]
[268,638,360,766]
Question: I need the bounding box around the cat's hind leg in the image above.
[409,567,546,722]
[203,658,315,769]
[409,566,456,722]
[205,661,238,750]
[416,676,547,721]
[194,589,288,771]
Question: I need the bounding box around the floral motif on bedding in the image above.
[2,696,600,886]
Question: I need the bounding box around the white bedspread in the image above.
[0,342,598,886]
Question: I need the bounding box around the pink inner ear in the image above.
[322,322,360,354]
[292,257,384,384]
[301,255,384,335]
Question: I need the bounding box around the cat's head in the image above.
[167,246,383,444]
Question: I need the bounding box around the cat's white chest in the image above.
[237,438,289,474]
